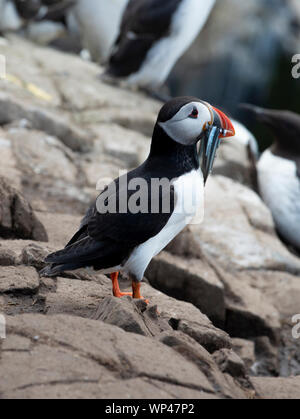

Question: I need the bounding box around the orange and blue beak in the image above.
[199,106,235,184]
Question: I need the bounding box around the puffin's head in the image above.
[158,97,235,182]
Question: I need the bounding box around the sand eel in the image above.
[42,97,235,301]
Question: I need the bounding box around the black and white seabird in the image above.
[67,0,129,64]
[105,0,216,89]
[42,97,235,301]
[0,0,74,32]
[244,104,300,251]
[13,0,74,22]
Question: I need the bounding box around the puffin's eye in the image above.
[189,107,198,119]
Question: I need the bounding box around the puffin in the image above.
[243,104,300,251]
[105,0,216,89]
[42,97,235,301]
[67,0,129,64]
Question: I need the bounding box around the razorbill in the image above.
[244,104,300,251]
[67,0,129,64]
[42,97,235,301]
[105,0,216,89]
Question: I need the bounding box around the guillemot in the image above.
[244,104,300,251]
[67,0,129,64]
[42,97,235,301]
[105,0,216,89]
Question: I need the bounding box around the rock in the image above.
[21,242,56,270]
[0,266,39,295]
[45,277,110,318]
[86,107,157,137]
[0,247,16,266]
[246,270,300,318]
[93,296,172,337]
[160,332,252,399]
[0,178,48,241]
[8,128,78,183]
[221,270,281,342]
[35,212,81,247]
[232,338,256,371]
[93,123,150,168]
[253,336,279,376]
[279,319,300,377]
[213,349,246,378]
[143,284,231,353]
[251,376,300,400]
[0,128,21,189]
[195,176,300,273]
[213,139,256,189]
[146,251,225,327]
[1,313,237,399]
[0,92,92,152]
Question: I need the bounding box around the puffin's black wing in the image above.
[88,184,175,246]
[45,171,175,268]
[107,0,182,77]
[64,204,96,247]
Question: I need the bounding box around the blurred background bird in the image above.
[243,105,300,253]
[66,0,129,64]
[103,0,216,95]
[0,0,74,44]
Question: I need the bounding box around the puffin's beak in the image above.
[212,107,235,139]
[199,107,235,184]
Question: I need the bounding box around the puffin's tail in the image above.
[39,262,84,278]
[41,236,104,277]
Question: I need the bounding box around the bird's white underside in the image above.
[0,0,22,31]
[127,0,216,88]
[100,169,205,280]
[257,150,300,248]
[68,0,129,63]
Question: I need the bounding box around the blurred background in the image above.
[169,0,300,151]
[2,0,299,151]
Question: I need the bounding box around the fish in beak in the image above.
[199,106,235,184]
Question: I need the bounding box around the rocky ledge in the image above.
[0,35,299,399]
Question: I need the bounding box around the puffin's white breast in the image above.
[257,149,300,249]
[124,169,204,280]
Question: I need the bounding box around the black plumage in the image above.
[107,0,182,78]
[13,0,74,22]
[243,104,300,177]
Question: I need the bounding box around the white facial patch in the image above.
[159,102,212,145]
